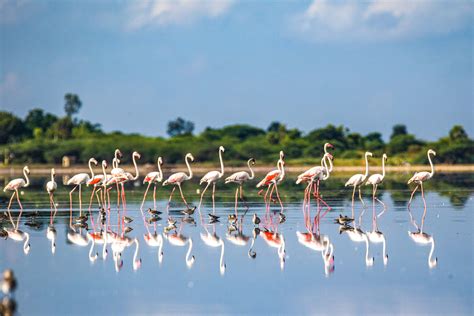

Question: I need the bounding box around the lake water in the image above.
[0,173,473,315]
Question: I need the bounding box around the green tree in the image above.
[24,108,58,134]
[388,134,423,154]
[167,117,195,137]
[64,93,82,117]
[0,111,28,144]
[390,124,407,140]
[47,116,74,140]
[364,132,385,151]
[449,125,468,142]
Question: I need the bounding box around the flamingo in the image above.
[46,169,58,255]
[407,149,436,208]
[345,152,373,213]
[366,153,388,209]
[225,158,256,214]
[200,230,226,275]
[256,151,285,208]
[67,158,96,213]
[408,231,437,269]
[141,157,164,210]
[199,146,225,209]
[164,232,195,268]
[162,153,194,209]
[4,165,30,213]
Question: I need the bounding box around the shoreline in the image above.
[1,164,473,176]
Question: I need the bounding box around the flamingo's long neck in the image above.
[218,149,225,177]
[88,160,95,179]
[185,156,193,180]
[428,152,435,178]
[51,169,54,182]
[247,159,255,180]
[186,239,194,266]
[382,156,386,179]
[322,155,330,180]
[327,155,334,173]
[279,160,285,180]
[23,168,30,188]
[102,162,107,189]
[324,143,329,155]
[132,155,139,180]
[363,154,370,180]
[157,158,163,181]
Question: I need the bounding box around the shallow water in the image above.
[0,174,473,315]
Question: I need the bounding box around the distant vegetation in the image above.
[1,94,473,165]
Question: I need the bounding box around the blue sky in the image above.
[1,0,472,140]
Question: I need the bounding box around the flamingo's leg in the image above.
[374,184,386,209]
[153,184,157,210]
[212,183,216,212]
[234,187,239,216]
[274,183,283,210]
[51,192,58,220]
[420,183,427,232]
[88,186,96,214]
[177,184,189,208]
[14,189,24,228]
[420,182,426,210]
[263,184,271,204]
[351,185,356,210]
[239,185,249,210]
[358,186,365,208]
[198,182,211,209]
[78,184,83,215]
[69,185,78,214]
[6,191,16,227]
[166,187,176,212]
[141,182,152,210]
[268,184,275,205]
[408,185,419,208]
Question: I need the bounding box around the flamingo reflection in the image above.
[407,203,438,269]
[201,222,226,275]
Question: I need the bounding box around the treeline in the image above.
[1,94,473,165]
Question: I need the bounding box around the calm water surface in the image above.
[0,173,473,315]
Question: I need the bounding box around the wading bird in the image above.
[67,158,96,212]
[163,153,194,209]
[225,158,256,214]
[407,149,436,208]
[345,152,373,212]
[366,154,388,209]
[199,146,225,209]
[141,157,164,210]
[256,151,285,208]
[4,166,30,212]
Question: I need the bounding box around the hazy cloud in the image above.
[0,0,30,24]
[292,0,474,41]
[126,0,234,30]
[0,72,18,96]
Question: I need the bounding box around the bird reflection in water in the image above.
[258,211,286,270]
[163,220,195,269]
[407,203,438,269]
[200,219,226,275]
[366,191,388,266]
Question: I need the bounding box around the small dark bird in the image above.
[228,214,237,223]
[1,296,17,316]
[74,215,88,223]
[252,214,261,225]
[182,217,196,225]
[209,218,220,224]
[1,269,17,295]
[279,212,286,224]
[208,213,220,221]
[164,224,177,233]
[228,223,238,233]
[167,217,177,226]
[0,229,8,239]
[147,216,161,224]
[124,226,133,234]
[253,227,261,239]
[25,211,39,218]
[334,214,354,226]
[123,216,133,224]
[148,208,162,216]
[339,225,354,234]
[24,221,41,229]
[73,222,88,230]
[181,206,196,216]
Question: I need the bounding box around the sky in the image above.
[0,0,473,141]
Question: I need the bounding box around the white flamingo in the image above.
[256,151,285,208]
[46,167,58,213]
[141,157,164,210]
[67,158,96,212]
[5,229,30,254]
[225,158,256,214]
[345,152,373,213]
[365,153,388,209]
[198,146,226,209]
[144,232,164,264]
[162,153,194,209]
[4,165,30,212]
[407,149,436,208]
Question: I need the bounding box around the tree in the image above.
[64,93,82,117]
[390,124,407,140]
[24,108,58,134]
[47,116,74,140]
[267,121,283,133]
[449,125,468,142]
[167,117,195,137]
[388,134,423,154]
[0,111,28,144]
[364,132,385,151]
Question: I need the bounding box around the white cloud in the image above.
[0,72,18,96]
[126,0,234,30]
[292,0,473,41]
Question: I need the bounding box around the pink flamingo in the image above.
[67,158,96,213]
[46,168,58,215]
[198,146,225,209]
[162,153,194,209]
[365,153,388,209]
[256,151,285,208]
[141,157,164,210]
[260,230,286,270]
[4,165,30,213]
[345,152,373,214]
[225,158,255,214]
[407,149,436,208]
